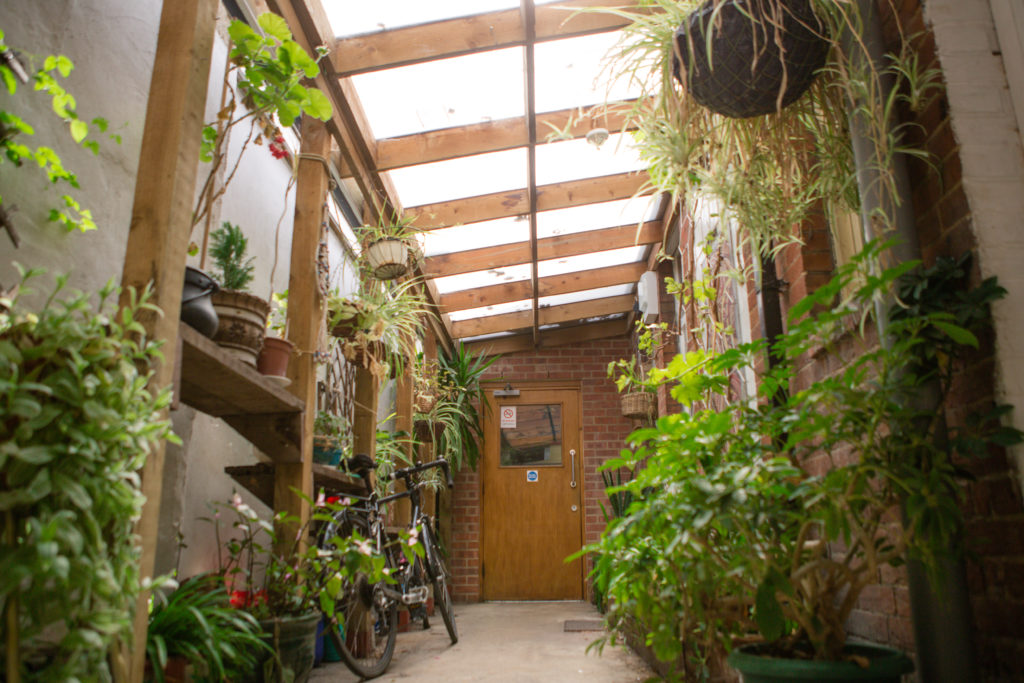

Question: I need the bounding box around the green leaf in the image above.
[304,87,332,121]
[931,320,978,348]
[754,578,786,642]
[227,19,257,46]
[258,13,292,42]
[69,119,88,143]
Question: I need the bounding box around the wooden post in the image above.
[118,0,218,679]
[275,118,330,545]
[391,347,415,525]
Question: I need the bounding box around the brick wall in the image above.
[449,336,637,602]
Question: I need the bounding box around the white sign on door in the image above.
[500,406,517,429]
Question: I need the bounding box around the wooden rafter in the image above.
[440,261,648,314]
[451,293,635,338]
[465,318,629,357]
[423,221,661,278]
[372,102,636,172]
[332,0,633,77]
[405,171,650,229]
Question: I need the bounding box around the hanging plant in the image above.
[355,211,420,281]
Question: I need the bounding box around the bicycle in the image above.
[318,456,458,679]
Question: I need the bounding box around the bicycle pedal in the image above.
[401,586,429,605]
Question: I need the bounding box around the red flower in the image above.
[268,135,288,160]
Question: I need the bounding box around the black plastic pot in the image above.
[727,642,914,682]
[673,0,830,118]
[180,266,219,338]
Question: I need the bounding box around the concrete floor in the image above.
[308,601,654,682]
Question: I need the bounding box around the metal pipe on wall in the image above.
[846,1,977,680]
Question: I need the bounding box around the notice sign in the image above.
[526,470,539,483]
[500,406,517,429]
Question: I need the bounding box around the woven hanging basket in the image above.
[621,391,655,419]
[415,392,436,414]
[673,0,830,119]
[365,238,409,280]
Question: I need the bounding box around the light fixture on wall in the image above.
[493,382,520,397]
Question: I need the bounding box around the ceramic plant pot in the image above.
[313,434,344,466]
[365,238,409,280]
[211,290,271,366]
[256,612,320,683]
[727,642,914,683]
[180,266,219,338]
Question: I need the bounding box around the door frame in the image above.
[479,379,584,600]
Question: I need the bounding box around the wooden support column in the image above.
[353,367,379,462]
[275,118,330,543]
[117,0,218,679]
[392,349,415,525]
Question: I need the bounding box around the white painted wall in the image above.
[0,1,358,579]
[924,0,1024,492]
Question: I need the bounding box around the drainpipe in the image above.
[845,1,977,680]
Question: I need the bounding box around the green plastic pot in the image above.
[727,642,914,683]
[257,612,320,682]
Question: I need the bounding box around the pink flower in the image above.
[315,491,326,508]
[231,493,243,509]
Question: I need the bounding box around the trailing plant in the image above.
[146,574,270,683]
[435,343,498,471]
[208,221,255,292]
[583,242,1020,674]
[191,13,332,241]
[0,267,175,680]
[0,28,120,241]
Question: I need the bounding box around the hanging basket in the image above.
[673,0,830,119]
[365,238,410,280]
[415,392,436,414]
[621,391,655,419]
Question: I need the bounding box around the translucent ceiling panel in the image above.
[538,246,646,277]
[388,148,527,207]
[433,263,533,294]
[536,196,659,238]
[324,1,519,38]
[351,48,524,139]
[534,32,640,113]
[449,299,532,322]
[539,312,625,331]
[423,216,529,257]
[539,284,634,309]
[535,132,644,186]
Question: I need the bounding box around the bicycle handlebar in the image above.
[391,458,454,489]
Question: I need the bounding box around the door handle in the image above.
[569,449,577,488]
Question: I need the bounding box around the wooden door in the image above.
[482,386,583,600]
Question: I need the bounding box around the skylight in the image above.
[324,1,519,38]
[389,148,527,207]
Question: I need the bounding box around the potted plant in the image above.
[313,410,349,467]
[585,245,1020,681]
[207,221,271,366]
[327,278,429,380]
[210,492,384,682]
[607,356,656,419]
[0,268,175,680]
[431,344,497,471]
[356,212,420,281]
[257,289,293,382]
[146,574,271,682]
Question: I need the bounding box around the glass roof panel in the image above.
[351,48,524,139]
[539,284,634,309]
[423,216,529,257]
[534,32,640,113]
[388,147,527,207]
[537,196,660,238]
[538,246,646,277]
[539,312,626,331]
[324,1,519,38]
[535,133,644,186]
[433,263,533,294]
[449,299,532,322]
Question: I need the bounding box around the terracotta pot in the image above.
[211,290,270,366]
[365,238,409,280]
[257,336,293,378]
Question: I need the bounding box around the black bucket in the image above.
[181,266,220,338]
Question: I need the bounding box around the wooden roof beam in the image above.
[423,221,661,278]
[451,293,635,338]
[440,260,648,313]
[332,0,633,77]
[374,102,636,172]
[405,171,650,229]
[464,318,629,357]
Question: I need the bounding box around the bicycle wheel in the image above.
[422,523,458,644]
[322,511,398,678]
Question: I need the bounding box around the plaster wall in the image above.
[923,0,1024,494]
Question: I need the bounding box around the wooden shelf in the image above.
[224,463,368,509]
[177,323,305,462]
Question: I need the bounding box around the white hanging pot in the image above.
[365,238,409,280]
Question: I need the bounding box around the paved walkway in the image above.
[308,601,654,682]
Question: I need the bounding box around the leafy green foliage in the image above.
[208,221,255,291]
[0,266,176,680]
[433,344,498,471]
[0,29,118,236]
[584,242,1020,670]
[146,574,271,682]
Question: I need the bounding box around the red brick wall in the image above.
[449,337,637,602]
